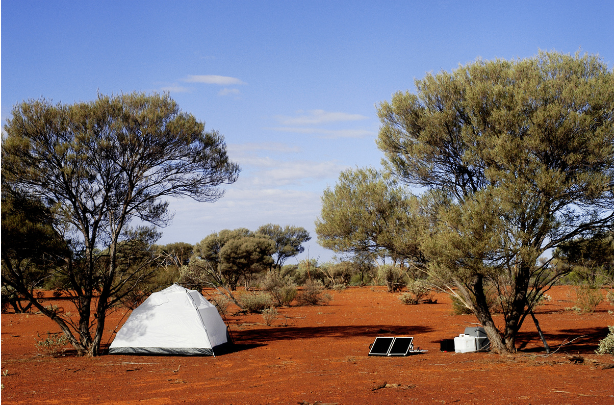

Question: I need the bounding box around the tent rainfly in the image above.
[109,284,229,356]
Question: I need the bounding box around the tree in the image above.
[377,51,614,353]
[219,236,275,289]
[315,167,424,267]
[256,224,311,269]
[1,92,240,355]
[192,228,252,270]
[553,231,614,284]
[192,228,274,290]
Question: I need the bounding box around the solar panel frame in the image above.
[387,337,414,356]
[368,337,395,356]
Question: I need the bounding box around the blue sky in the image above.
[2,1,614,263]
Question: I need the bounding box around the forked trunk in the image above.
[466,274,513,354]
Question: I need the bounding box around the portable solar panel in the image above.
[387,337,414,356]
[368,337,395,356]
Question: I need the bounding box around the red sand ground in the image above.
[1,285,613,405]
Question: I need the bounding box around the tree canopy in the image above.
[376,51,614,353]
[257,224,311,269]
[1,92,240,355]
[315,167,424,266]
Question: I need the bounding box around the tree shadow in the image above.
[233,324,434,346]
[517,326,609,354]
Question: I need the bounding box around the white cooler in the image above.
[454,334,477,353]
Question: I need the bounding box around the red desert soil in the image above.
[2,285,614,405]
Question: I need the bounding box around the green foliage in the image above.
[1,190,68,313]
[219,236,275,290]
[1,92,239,356]
[401,279,435,304]
[261,271,298,306]
[193,228,277,290]
[35,332,69,357]
[257,224,311,268]
[555,232,614,286]
[178,264,211,292]
[377,51,614,353]
[285,259,326,286]
[596,326,614,355]
[450,294,474,315]
[297,280,331,306]
[156,242,194,267]
[238,291,273,313]
[377,265,407,292]
[322,261,354,287]
[316,167,424,266]
[572,283,604,313]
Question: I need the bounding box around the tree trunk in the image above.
[464,274,511,354]
[503,262,532,353]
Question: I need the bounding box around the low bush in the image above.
[573,283,603,313]
[377,265,406,292]
[399,292,418,305]
[596,326,614,355]
[404,279,434,304]
[297,280,331,306]
[238,291,273,313]
[261,306,278,326]
[262,271,298,306]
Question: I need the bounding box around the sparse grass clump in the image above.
[261,306,278,326]
[35,332,69,357]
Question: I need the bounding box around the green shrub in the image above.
[238,291,273,313]
[406,279,434,303]
[262,271,298,306]
[377,265,406,292]
[573,283,603,313]
[399,292,418,305]
[297,280,331,306]
[449,286,504,315]
[596,326,614,355]
[322,261,354,287]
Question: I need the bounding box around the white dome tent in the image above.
[109,284,229,356]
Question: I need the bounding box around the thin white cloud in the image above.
[218,88,241,96]
[233,158,347,187]
[275,109,368,125]
[268,127,375,139]
[184,75,247,85]
[228,142,301,155]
